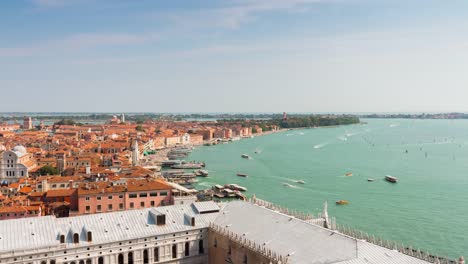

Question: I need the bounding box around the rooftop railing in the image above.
[249,196,462,264]
[209,222,289,264]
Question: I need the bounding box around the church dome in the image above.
[12,145,27,155]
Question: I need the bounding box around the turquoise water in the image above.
[189,119,468,258]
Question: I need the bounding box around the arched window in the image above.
[79,261,84,264]
[143,249,149,264]
[73,233,79,243]
[184,242,189,257]
[86,260,92,264]
[172,244,177,259]
[199,240,204,254]
[50,261,56,264]
[70,262,76,264]
[128,252,134,264]
[60,235,65,243]
[87,231,92,242]
[154,247,159,262]
[98,257,104,264]
[118,254,124,264]
[243,255,248,264]
[228,244,232,255]
[214,238,217,248]
[41,261,47,264]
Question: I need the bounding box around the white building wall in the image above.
[0,151,29,184]
[0,229,209,264]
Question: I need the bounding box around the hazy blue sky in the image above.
[1,0,468,112]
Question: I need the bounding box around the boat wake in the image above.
[282,182,302,189]
[337,136,348,141]
[313,143,328,149]
[389,123,400,128]
[197,182,215,187]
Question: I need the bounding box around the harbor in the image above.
[186,118,468,259]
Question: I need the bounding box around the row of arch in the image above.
[40,257,104,264]
[35,239,205,264]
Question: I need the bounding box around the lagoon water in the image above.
[189,119,468,258]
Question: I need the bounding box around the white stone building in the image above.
[0,200,452,264]
[0,145,35,184]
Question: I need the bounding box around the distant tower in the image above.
[282,112,287,121]
[121,113,125,123]
[132,139,140,166]
[23,116,32,130]
[56,153,66,174]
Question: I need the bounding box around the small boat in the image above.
[236,173,248,177]
[367,178,375,182]
[336,200,349,205]
[241,154,250,159]
[225,184,248,192]
[385,175,398,183]
[296,180,305,184]
[345,173,353,177]
[193,170,209,177]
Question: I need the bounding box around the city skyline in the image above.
[2,0,468,112]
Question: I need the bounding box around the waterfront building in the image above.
[0,199,453,264]
[181,133,190,145]
[0,145,36,184]
[165,136,181,146]
[76,179,172,216]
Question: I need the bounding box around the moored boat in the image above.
[385,175,398,183]
[236,172,248,177]
[225,184,248,192]
[241,154,250,159]
[336,200,349,205]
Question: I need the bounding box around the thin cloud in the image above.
[0,32,159,58]
[156,0,324,30]
[31,0,88,8]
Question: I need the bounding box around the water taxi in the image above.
[345,173,353,177]
[336,200,349,205]
[194,170,209,177]
[224,184,248,192]
[385,175,398,183]
[236,172,248,177]
[241,154,250,159]
[367,178,375,182]
[296,180,305,184]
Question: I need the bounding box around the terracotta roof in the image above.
[46,189,76,198]
[29,192,45,197]
[77,182,127,196]
[126,179,171,192]
[0,206,41,213]
[18,186,33,194]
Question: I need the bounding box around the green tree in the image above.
[39,165,59,176]
[135,125,145,132]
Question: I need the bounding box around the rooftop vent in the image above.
[149,209,166,226]
[184,213,196,226]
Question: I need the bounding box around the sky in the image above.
[1,0,468,113]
